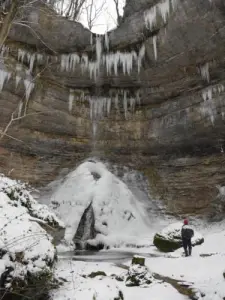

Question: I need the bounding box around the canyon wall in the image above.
[0,0,225,215]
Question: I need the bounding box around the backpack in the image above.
[182,225,194,239]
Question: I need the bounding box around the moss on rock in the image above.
[153,233,182,252]
[88,271,107,278]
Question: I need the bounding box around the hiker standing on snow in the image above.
[181,219,194,257]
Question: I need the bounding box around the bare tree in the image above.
[112,0,123,26]
[84,0,106,30]
[66,0,87,20]
[0,0,19,47]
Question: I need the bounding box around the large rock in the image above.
[1,0,225,216]
[153,222,204,252]
[0,192,57,300]
[0,174,65,245]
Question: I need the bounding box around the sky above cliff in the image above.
[79,0,125,33]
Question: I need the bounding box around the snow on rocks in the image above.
[52,258,188,300]
[0,174,65,298]
[49,160,150,249]
[119,257,154,287]
[0,174,65,239]
[153,222,204,252]
[0,192,56,297]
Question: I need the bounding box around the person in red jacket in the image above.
[181,219,194,257]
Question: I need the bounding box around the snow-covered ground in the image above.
[1,160,225,300]
[52,226,225,300]
[52,259,189,300]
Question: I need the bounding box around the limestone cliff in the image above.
[0,0,225,216]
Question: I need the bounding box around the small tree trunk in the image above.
[0,0,18,48]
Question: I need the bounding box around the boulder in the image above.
[153,222,204,252]
[0,192,58,299]
[0,174,65,245]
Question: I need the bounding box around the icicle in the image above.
[90,33,93,45]
[158,0,170,23]
[129,98,136,112]
[144,0,177,30]
[68,89,75,112]
[107,97,111,115]
[60,54,70,71]
[114,92,119,110]
[37,54,43,64]
[18,101,23,117]
[144,6,157,30]
[93,121,97,137]
[70,53,80,71]
[1,45,9,57]
[200,62,210,82]
[7,72,11,81]
[29,53,35,72]
[23,79,35,100]
[138,45,145,72]
[95,35,102,64]
[153,36,157,60]
[0,69,9,91]
[27,53,31,65]
[123,90,128,118]
[104,32,109,51]
[171,0,178,10]
[200,86,215,125]
[81,54,89,72]
[89,61,98,80]
[89,97,93,120]
[18,49,26,63]
[16,64,22,72]
[15,76,21,88]
[136,90,141,105]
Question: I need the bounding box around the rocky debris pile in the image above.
[153,222,204,252]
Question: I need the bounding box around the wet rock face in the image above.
[1,0,225,215]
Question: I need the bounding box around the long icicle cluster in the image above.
[144,0,178,30]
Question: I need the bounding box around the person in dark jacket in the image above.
[181,219,194,257]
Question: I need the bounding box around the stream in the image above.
[58,249,161,263]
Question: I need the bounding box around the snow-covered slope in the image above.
[49,161,152,247]
[0,174,64,292]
